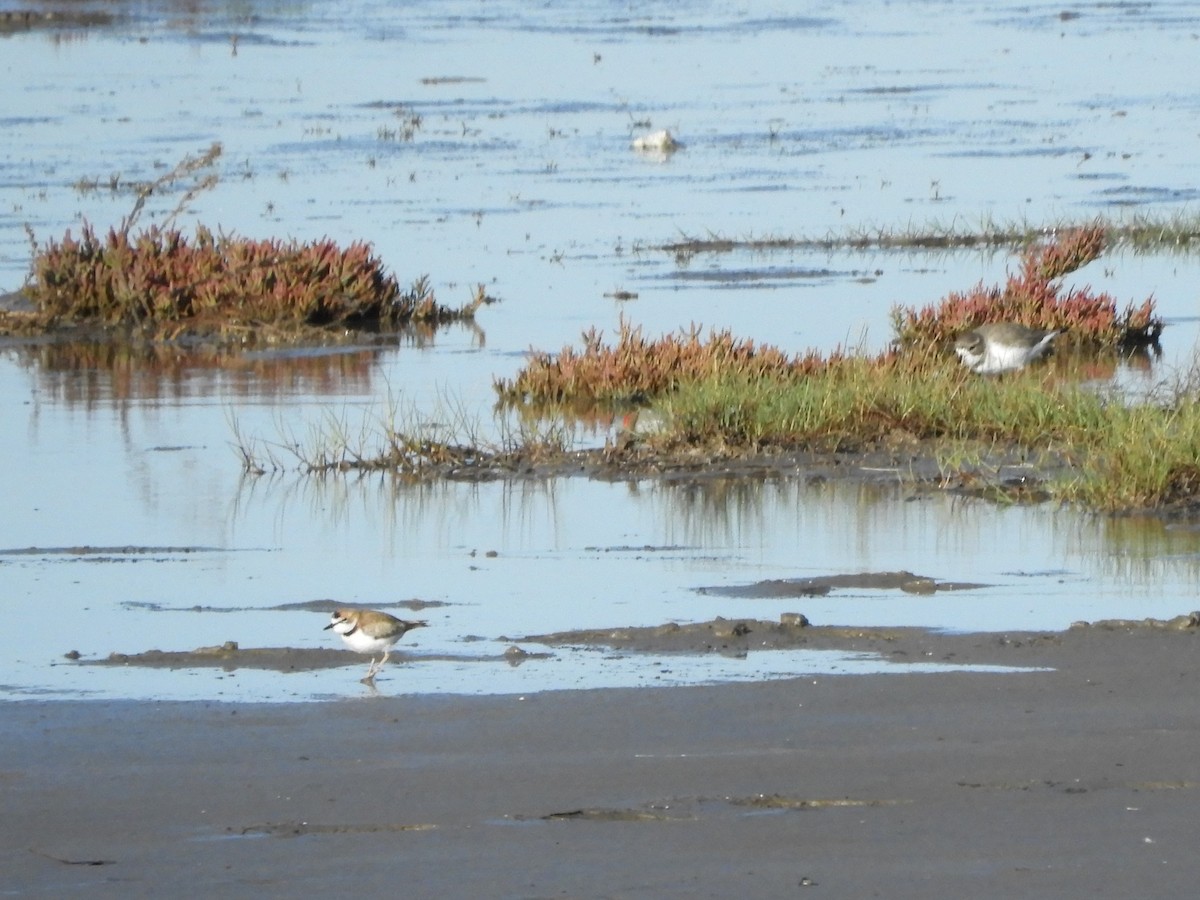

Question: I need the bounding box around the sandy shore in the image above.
[4,623,1199,898]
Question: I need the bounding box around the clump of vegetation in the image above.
[656,362,1069,450]
[6,142,483,340]
[486,227,1195,512]
[892,224,1162,354]
[26,223,473,336]
[232,396,573,477]
[1059,391,1200,511]
[611,361,1200,512]
[495,318,833,407]
[502,229,1162,410]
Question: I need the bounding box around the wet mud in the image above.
[697,569,989,597]
[521,610,1200,663]
[377,438,1077,516]
[74,592,1200,675]
[237,822,437,837]
[9,619,1200,895]
[83,642,549,672]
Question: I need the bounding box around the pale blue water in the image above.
[2,0,1199,701]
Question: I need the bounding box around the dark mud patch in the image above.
[698,569,988,598]
[527,808,687,823]
[519,615,959,657]
[1070,611,1200,632]
[726,794,902,811]
[576,441,950,485]
[520,611,1200,664]
[514,795,901,827]
[78,643,550,672]
[85,645,371,672]
[448,440,1075,512]
[27,849,116,867]
[236,822,437,838]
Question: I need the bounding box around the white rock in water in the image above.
[631,129,680,153]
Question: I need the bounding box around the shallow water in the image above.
[2,0,1200,702]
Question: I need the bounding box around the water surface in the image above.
[2,0,1199,701]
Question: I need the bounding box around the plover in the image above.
[324,608,427,682]
[954,322,1058,375]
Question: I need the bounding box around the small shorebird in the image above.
[324,608,427,682]
[954,323,1058,375]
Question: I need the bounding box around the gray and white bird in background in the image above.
[954,323,1058,375]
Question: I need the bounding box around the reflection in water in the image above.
[15,339,378,408]
[632,476,909,550]
[10,319,487,410]
[232,466,565,552]
[1098,515,1200,583]
[648,477,1200,588]
[230,466,1200,596]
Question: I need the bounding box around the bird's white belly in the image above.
[978,346,1031,374]
[338,630,393,654]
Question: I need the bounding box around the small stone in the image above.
[631,129,680,153]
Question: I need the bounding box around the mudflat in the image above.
[4,623,1199,898]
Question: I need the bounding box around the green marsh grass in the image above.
[650,360,1200,512]
[654,359,1087,448]
[660,210,1200,256]
[1056,392,1200,511]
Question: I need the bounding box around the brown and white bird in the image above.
[954,322,1058,375]
[324,608,427,682]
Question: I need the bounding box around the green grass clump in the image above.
[1057,397,1200,511]
[24,223,475,337]
[657,358,1084,447]
[657,363,1200,512]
